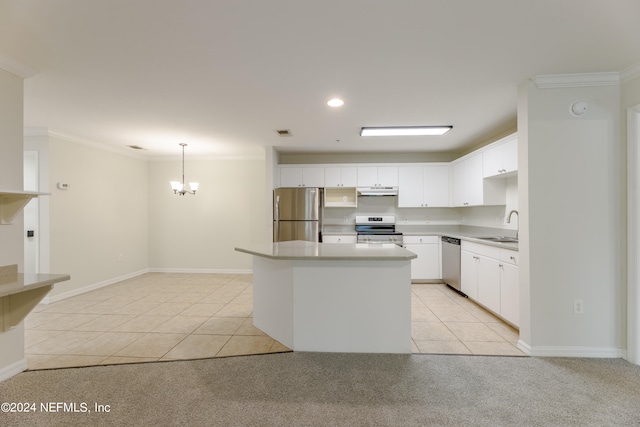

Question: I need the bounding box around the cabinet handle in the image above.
[510,256,515,261]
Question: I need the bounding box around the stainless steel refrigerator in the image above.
[273,187,321,242]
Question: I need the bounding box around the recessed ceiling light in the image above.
[360,126,453,136]
[327,98,344,107]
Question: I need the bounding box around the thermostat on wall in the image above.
[57,182,70,190]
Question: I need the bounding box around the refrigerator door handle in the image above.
[275,195,280,241]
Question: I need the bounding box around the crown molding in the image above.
[621,60,640,83]
[532,72,620,89]
[0,53,38,78]
[24,127,264,161]
[23,127,147,160]
[148,153,266,162]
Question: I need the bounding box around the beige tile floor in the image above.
[411,283,525,356]
[25,273,524,370]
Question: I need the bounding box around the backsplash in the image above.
[323,176,518,232]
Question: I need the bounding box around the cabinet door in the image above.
[500,263,519,327]
[483,137,518,178]
[477,255,501,314]
[398,166,424,207]
[423,164,450,207]
[451,160,467,207]
[501,138,518,174]
[302,167,325,187]
[279,167,303,187]
[465,154,484,206]
[378,166,398,186]
[460,250,478,300]
[340,167,358,187]
[357,167,378,187]
[324,167,342,187]
[405,239,440,280]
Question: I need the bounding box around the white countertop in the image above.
[235,241,417,261]
[0,273,70,298]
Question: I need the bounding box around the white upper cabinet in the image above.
[451,153,505,207]
[483,135,518,178]
[279,167,325,188]
[451,153,483,206]
[398,164,450,207]
[324,166,357,187]
[357,166,398,187]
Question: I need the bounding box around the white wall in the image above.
[0,68,26,379]
[148,155,266,272]
[520,79,624,356]
[622,72,640,363]
[46,137,149,300]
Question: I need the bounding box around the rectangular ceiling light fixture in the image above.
[360,126,452,136]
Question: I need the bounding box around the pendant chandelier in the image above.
[170,143,199,195]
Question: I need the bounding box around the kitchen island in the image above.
[235,241,417,353]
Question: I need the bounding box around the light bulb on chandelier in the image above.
[170,143,199,195]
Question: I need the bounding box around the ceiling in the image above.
[1,0,639,159]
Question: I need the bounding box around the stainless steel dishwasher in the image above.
[441,236,463,294]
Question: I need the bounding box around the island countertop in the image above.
[235,240,417,261]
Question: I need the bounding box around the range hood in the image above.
[357,186,399,196]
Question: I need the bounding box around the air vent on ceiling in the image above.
[276,129,292,136]
[127,145,145,150]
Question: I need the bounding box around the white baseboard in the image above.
[0,358,27,383]
[517,339,531,355]
[527,345,624,358]
[41,269,149,304]
[148,268,253,274]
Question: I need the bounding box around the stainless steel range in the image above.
[355,215,403,245]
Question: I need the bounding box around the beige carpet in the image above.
[1,352,639,426]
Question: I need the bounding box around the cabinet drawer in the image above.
[500,249,519,265]
[461,241,500,259]
[403,235,439,244]
[322,234,357,244]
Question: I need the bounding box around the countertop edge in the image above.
[0,273,70,298]
[235,246,417,261]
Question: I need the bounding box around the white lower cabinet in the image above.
[404,235,440,280]
[322,234,357,244]
[461,241,519,327]
[461,249,479,300]
[477,254,501,314]
[499,250,519,327]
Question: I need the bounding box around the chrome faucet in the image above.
[507,210,519,240]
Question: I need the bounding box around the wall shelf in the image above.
[0,190,48,225]
[0,264,70,332]
[324,187,357,208]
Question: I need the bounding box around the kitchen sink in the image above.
[478,236,519,243]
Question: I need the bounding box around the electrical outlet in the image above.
[403,217,408,223]
[343,216,348,223]
[574,299,584,314]
[117,253,123,262]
